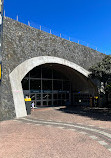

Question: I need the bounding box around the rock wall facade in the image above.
[0,17,105,120]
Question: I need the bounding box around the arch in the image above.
[9,56,91,118]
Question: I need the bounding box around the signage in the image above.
[25,98,31,102]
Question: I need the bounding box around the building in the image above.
[0,16,105,121]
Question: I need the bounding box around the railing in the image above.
[28,23,111,55]
[4,13,111,55]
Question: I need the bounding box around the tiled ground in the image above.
[1,106,111,158]
[28,107,111,129]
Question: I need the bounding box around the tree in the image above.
[89,55,111,83]
[89,55,111,106]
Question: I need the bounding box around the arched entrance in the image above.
[22,64,71,108]
[9,56,95,118]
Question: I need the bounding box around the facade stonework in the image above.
[0,17,105,120]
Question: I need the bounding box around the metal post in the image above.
[16,15,18,21]
[78,40,79,44]
[40,25,41,31]
[60,33,61,38]
[50,29,51,34]
[28,21,30,26]
[4,10,5,17]
[69,37,70,41]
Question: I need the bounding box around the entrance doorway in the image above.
[22,64,71,107]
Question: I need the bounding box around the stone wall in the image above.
[0,17,105,120]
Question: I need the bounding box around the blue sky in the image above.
[4,0,111,55]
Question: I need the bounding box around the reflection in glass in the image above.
[30,94,35,100]
[43,94,48,99]
[48,94,52,99]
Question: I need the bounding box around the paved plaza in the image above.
[1,106,111,158]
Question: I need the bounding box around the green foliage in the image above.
[89,55,111,82]
[105,82,111,92]
[89,55,111,94]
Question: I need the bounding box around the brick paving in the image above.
[1,106,111,158]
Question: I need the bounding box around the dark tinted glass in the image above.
[30,66,41,78]
[42,67,52,79]
[53,80,62,90]
[30,80,41,90]
[42,80,52,90]
[63,81,70,90]
[22,79,29,90]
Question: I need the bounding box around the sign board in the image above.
[25,98,31,101]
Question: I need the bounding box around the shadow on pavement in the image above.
[57,106,111,121]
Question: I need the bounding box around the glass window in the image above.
[63,81,70,90]
[53,70,64,79]
[62,100,65,105]
[48,101,52,106]
[42,80,52,90]
[53,70,65,79]
[43,94,48,99]
[30,80,41,90]
[58,100,62,105]
[53,93,58,99]
[62,93,66,99]
[36,101,41,107]
[53,100,58,106]
[58,93,62,99]
[53,80,62,91]
[42,67,52,79]
[43,101,47,106]
[22,79,29,90]
[30,94,35,100]
[30,66,41,78]
[66,93,69,99]
[36,94,41,100]
[47,94,52,99]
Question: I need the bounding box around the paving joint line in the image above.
[26,117,111,134]
[17,118,111,152]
